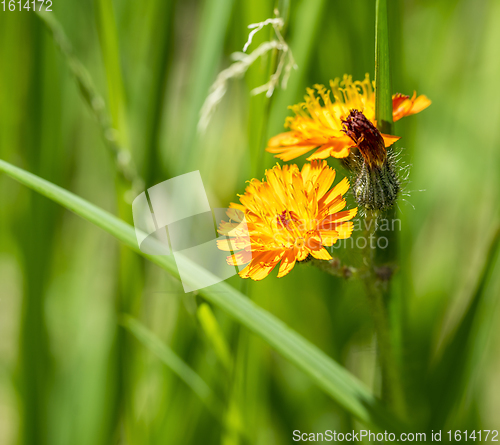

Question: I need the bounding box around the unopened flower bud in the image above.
[342,110,400,211]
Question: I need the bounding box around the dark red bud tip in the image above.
[342,110,387,169]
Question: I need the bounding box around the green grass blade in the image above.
[35,11,141,191]
[197,303,233,373]
[374,0,393,135]
[13,20,58,445]
[139,0,174,187]
[179,0,235,172]
[120,315,224,417]
[372,0,407,419]
[268,0,326,137]
[0,158,406,431]
[92,4,143,444]
[94,0,129,147]
[428,226,500,429]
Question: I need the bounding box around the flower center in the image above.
[276,210,300,229]
[295,237,305,248]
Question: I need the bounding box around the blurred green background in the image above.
[1,0,500,444]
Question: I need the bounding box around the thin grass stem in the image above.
[369,0,406,417]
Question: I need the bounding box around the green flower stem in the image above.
[370,0,406,416]
[362,210,405,416]
[363,276,402,408]
[311,258,358,279]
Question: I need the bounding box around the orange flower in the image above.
[217,161,357,281]
[266,74,431,161]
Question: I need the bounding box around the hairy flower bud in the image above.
[342,110,400,211]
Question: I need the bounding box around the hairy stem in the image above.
[311,257,358,279]
[363,208,405,416]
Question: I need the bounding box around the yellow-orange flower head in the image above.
[266,74,431,162]
[217,161,357,281]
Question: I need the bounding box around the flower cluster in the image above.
[218,74,430,280]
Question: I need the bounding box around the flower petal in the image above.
[381,133,401,147]
[392,92,431,121]
[317,231,339,246]
[408,94,432,116]
[267,144,318,161]
[226,251,252,266]
[309,247,332,260]
[277,249,298,278]
[320,208,358,229]
[334,221,355,239]
[267,131,305,148]
[239,250,284,280]
[305,145,335,160]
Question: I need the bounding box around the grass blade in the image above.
[36,11,142,192]
[94,0,129,146]
[0,158,407,431]
[268,0,326,137]
[374,0,393,135]
[428,227,500,429]
[121,315,224,417]
[197,304,233,373]
[179,0,235,172]
[368,0,406,417]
